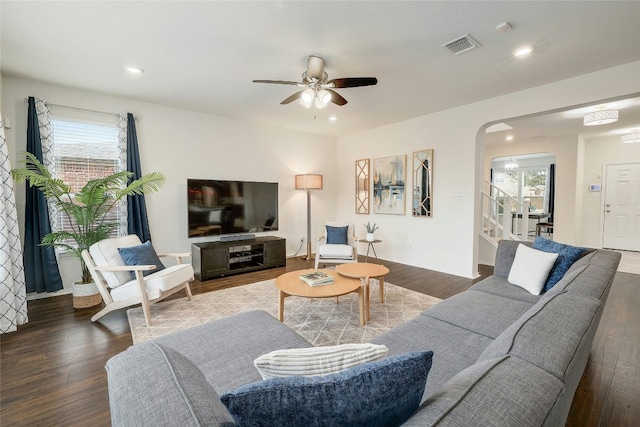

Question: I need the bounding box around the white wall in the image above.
[2,76,337,290]
[485,135,579,245]
[337,61,640,278]
[581,135,640,247]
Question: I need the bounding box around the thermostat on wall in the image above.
[589,184,602,192]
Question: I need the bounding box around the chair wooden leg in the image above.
[185,282,193,300]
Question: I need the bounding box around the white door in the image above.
[603,163,640,251]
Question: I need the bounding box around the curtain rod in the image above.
[23,98,137,120]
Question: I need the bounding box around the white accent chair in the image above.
[314,221,358,269]
[82,235,194,327]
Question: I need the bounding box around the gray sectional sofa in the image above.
[106,240,621,426]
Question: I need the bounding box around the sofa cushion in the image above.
[155,310,313,394]
[106,341,235,427]
[507,244,558,295]
[468,275,542,304]
[371,315,493,401]
[477,291,602,380]
[422,290,535,339]
[532,236,585,292]
[254,343,388,379]
[326,225,349,244]
[221,351,433,427]
[402,356,564,427]
[493,239,532,278]
[117,240,166,278]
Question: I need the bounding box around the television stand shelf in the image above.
[192,236,286,281]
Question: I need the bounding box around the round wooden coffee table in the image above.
[335,263,390,321]
[275,269,365,325]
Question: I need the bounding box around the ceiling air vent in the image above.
[442,34,481,55]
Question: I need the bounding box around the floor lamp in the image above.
[295,174,323,261]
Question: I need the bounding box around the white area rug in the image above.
[128,279,441,346]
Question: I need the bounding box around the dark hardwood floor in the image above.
[1,257,637,426]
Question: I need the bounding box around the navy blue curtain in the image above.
[548,164,555,223]
[126,113,152,243]
[24,97,63,293]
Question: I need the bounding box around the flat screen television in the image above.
[187,179,278,238]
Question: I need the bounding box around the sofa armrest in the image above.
[94,264,156,272]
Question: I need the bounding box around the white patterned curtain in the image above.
[0,113,28,333]
[116,114,129,237]
[35,99,59,235]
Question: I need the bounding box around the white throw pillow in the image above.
[254,343,388,380]
[508,244,559,295]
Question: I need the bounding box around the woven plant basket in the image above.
[73,282,102,309]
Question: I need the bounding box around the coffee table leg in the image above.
[358,286,365,326]
[365,277,371,321]
[278,291,285,322]
[379,275,385,303]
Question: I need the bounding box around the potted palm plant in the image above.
[12,152,166,307]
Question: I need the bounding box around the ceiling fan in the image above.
[253,55,377,109]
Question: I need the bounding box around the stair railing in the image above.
[480,179,529,244]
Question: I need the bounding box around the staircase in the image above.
[480,180,530,253]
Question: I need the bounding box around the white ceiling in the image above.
[1,1,639,138]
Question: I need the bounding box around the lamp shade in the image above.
[583,109,618,126]
[295,174,323,190]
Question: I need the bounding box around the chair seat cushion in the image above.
[318,244,353,259]
[110,263,194,302]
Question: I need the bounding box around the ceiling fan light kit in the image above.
[253,55,377,109]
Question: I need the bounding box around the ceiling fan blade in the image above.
[280,91,304,105]
[326,89,348,106]
[253,80,301,85]
[328,77,378,88]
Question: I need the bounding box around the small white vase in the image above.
[366,233,375,242]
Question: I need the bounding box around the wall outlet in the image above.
[453,189,465,197]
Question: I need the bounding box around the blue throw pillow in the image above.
[117,240,165,278]
[326,225,348,245]
[532,237,584,292]
[220,351,433,427]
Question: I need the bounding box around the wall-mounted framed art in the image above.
[373,155,406,215]
[412,149,433,217]
[355,158,370,214]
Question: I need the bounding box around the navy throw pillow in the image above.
[532,236,584,292]
[118,241,165,279]
[326,225,348,245]
[220,351,433,427]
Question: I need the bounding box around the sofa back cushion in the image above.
[106,341,235,427]
[477,291,602,380]
[402,356,564,427]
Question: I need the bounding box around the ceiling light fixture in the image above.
[300,88,332,109]
[583,108,618,126]
[505,135,514,142]
[504,157,519,176]
[621,131,640,144]
[125,66,144,74]
[513,46,532,57]
[328,116,337,122]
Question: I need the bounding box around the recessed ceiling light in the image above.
[125,66,144,74]
[505,135,514,142]
[328,116,337,122]
[513,46,532,58]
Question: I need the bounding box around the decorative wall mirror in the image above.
[355,158,370,214]
[412,149,433,217]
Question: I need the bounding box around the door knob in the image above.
[606,203,611,207]
[606,210,611,213]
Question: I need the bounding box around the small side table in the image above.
[358,239,381,263]
[336,262,390,321]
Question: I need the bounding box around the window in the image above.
[50,115,125,246]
